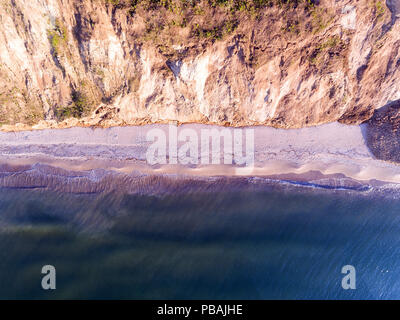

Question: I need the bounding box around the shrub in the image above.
[56,91,91,120]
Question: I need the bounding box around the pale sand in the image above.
[0,122,399,185]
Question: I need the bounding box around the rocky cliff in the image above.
[0,0,399,130]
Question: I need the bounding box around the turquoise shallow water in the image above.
[0,184,399,299]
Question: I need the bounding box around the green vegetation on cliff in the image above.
[105,0,320,44]
[56,90,92,121]
[47,19,68,59]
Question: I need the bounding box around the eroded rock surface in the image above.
[364,99,400,163]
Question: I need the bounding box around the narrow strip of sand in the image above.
[0,122,399,185]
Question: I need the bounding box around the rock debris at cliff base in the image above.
[364,99,400,163]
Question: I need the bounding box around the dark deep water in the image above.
[0,185,399,299]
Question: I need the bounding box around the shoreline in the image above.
[0,163,398,201]
[0,122,399,193]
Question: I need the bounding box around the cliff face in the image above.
[0,0,399,130]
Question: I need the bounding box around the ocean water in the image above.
[0,184,399,299]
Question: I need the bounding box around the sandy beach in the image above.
[0,122,399,192]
